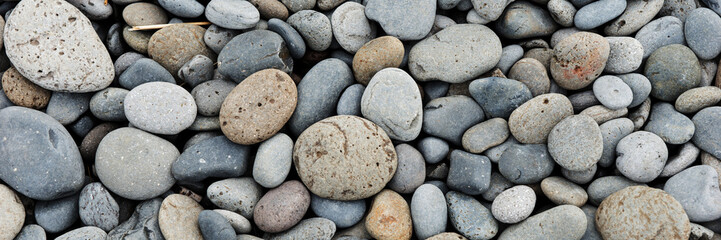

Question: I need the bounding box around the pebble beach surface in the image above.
[2,0,721,239]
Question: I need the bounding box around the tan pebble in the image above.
[148,24,215,78]
[352,36,404,85]
[365,189,412,240]
[248,0,289,20]
[540,176,588,206]
[0,184,24,240]
[158,194,204,240]
[122,3,168,26]
[675,86,721,114]
[508,93,573,144]
[550,32,610,90]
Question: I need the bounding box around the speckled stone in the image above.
[337,84,365,116]
[361,68,422,141]
[294,115,397,200]
[499,143,555,184]
[422,95,485,145]
[659,0,696,21]
[124,82,197,135]
[2,67,51,109]
[462,118,509,154]
[287,10,332,52]
[427,232,469,240]
[387,144,425,194]
[352,36,404,85]
[108,198,163,240]
[67,0,113,20]
[217,30,292,83]
[158,194,204,240]
[494,1,559,39]
[203,24,241,53]
[548,0,576,27]
[365,190,413,240]
[469,77,533,119]
[498,205,586,240]
[310,194,365,229]
[123,3,168,26]
[550,32,610,90]
[265,217,336,240]
[685,8,721,60]
[616,131,668,182]
[596,186,690,239]
[0,184,24,239]
[409,24,502,84]
[205,0,259,30]
[541,176,587,206]
[78,182,119,232]
[692,107,721,160]
[365,0,435,40]
[492,185,535,224]
[644,102,695,144]
[56,226,107,240]
[147,24,214,78]
[4,0,114,92]
[254,180,310,233]
[508,58,550,96]
[604,37,643,74]
[447,150,491,195]
[635,16,685,59]
[191,80,235,117]
[598,118,634,168]
[446,191,498,239]
[207,177,263,219]
[96,127,178,200]
[676,86,721,113]
[46,92,91,125]
[331,2,376,53]
[220,69,296,145]
[508,93,574,144]
[605,0,663,35]
[645,44,701,101]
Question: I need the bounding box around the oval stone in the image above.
[676,86,721,114]
[446,191,498,240]
[508,93,574,144]
[365,0,436,40]
[616,131,668,183]
[499,144,555,184]
[462,118,510,154]
[2,67,51,109]
[410,184,447,239]
[265,217,336,240]
[352,36,404,85]
[387,144,425,194]
[254,180,310,233]
[361,68,422,141]
[422,95,485,145]
[665,165,721,222]
[310,194,365,228]
[604,0,664,35]
[78,182,119,232]
[634,16,685,59]
[207,178,263,219]
[123,3,168,26]
[205,0,260,30]
[172,136,251,182]
[217,30,292,83]
[550,32,610,90]
[541,176,588,206]
[469,77,533,118]
[124,82,197,135]
[365,190,413,240]
[494,1,559,39]
[692,107,721,160]
[158,194,204,240]
[148,24,215,78]
[644,44,701,101]
[492,185,536,224]
[685,8,721,60]
[548,115,603,171]
[287,10,332,52]
[253,133,293,188]
[498,205,586,239]
[0,184,24,239]
[331,2,376,53]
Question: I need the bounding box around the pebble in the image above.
[676,86,721,113]
[548,0,576,27]
[423,95,485,145]
[548,115,602,171]
[568,91,598,112]
[217,30,292,83]
[508,93,574,144]
[253,133,293,188]
[644,102,695,144]
[265,217,336,240]
[562,164,597,184]
[446,191,498,239]
[494,1,558,39]
[508,58,550,96]
[2,67,51,109]
[352,36,404,84]
[365,0,435,40]
[635,16,685,59]
[388,144,426,194]
[287,10,333,51]
[203,24,241,53]
[288,58,353,135]
[616,131,668,182]
[219,69,296,144]
[428,232,468,240]
[593,76,633,109]
[158,194,204,239]
[268,18,306,59]
[574,0,625,29]
[498,205,586,240]
[108,198,164,240]
[482,172,514,201]
[294,115,397,200]
[541,176,587,206]
[253,180,310,233]
[605,0,663,35]
[685,8,721,60]
[0,184,24,239]
[410,188,449,240]
[462,118,509,154]
[361,68,422,141]
[469,77,533,119]
[596,186,690,239]
[158,0,204,18]
[310,194,366,228]
[550,32,610,90]
[587,176,646,205]
[645,44,701,101]
[198,210,236,240]
[0,107,84,200]
[598,118,634,168]
[447,150,491,195]
[46,92,91,125]
[67,0,113,20]
[172,136,251,182]
[409,24,502,84]
[491,185,535,224]
[365,190,413,240]
[617,73,652,108]
[661,143,701,177]
[659,0,696,21]
[580,105,628,125]
[95,127,178,200]
[178,55,214,87]
[191,80,235,117]
[4,0,114,92]
[249,0,288,20]
[499,143,555,184]
[496,45,524,74]
[207,177,263,219]
[123,25,152,54]
[693,107,721,160]
[123,3,168,26]
[664,165,721,222]
[124,82,197,135]
[119,58,175,89]
[213,209,252,234]
[550,27,580,47]
[35,194,80,233]
[56,226,107,240]
[148,24,214,78]
[78,182,119,232]
[336,84,365,116]
[205,0,259,30]
[280,0,314,12]
[331,2,377,53]
[604,37,643,74]
[14,225,46,240]
[418,137,450,164]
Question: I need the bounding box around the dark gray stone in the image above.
[447,150,492,195]
[417,136,449,164]
[119,58,176,90]
[469,77,533,119]
[35,193,80,233]
[107,23,124,57]
[46,92,92,125]
[204,24,241,54]
[218,30,292,83]
[336,84,365,116]
[499,143,554,184]
[107,198,164,240]
[178,55,214,87]
[79,182,120,232]
[644,102,695,144]
[268,18,306,59]
[310,194,366,228]
[424,81,449,100]
[422,95,485,145]
[495,1,558,39]
[172,136,251,182]
[644,44,701,101]
[114,52,145,78]
[199,210,236,240]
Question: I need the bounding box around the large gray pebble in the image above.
[411,184,447,239]
[388,144,426,194]
[119,58,176,89]
[46,92,91,125]
[205,0,260,30]
[108,198,164,240]
[593,76,633,109]
[616,131,668,183]
[124,82,197,135]
[331,2,376,53]
[692,107,721,160]
[617,73,652,108]
[495,1,558,39]
[422,95,485,145]
[79,182,119,232]
[604,37,643,74]
[598,118,634,168]
[310,194,365,229]
[604,0,664,36]
[191,80,235,117]
[218,30,293,83]
[685,8,721,60]
[337,84,365,116]
[446,191,498,239]
[499,143,554,184]
[498,205,586,240]
[644,102,695,144]
[287,10,333,51]
[207,177,263,219]
[365,0,435,40]
[35,194,80,233]
[178,55,214,87]
[159,0,205,18]
[644,44,701,101]
[664,165,721,222]
[447,150,491,195]
[548,115,602,171]
[361,68,422,141]
[172,136,251,182]
[253,133,293,188]
[635,16,685,59]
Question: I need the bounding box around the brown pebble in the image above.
[365,189,412,240]
[352,36,404,85]
[248,0,289,20]
[122,3,169,26]
[80,123,122,161]
[2,67,51,109]
[148,24,215,78]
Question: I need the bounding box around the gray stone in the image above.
[172,136,251,182]
[495,1,558,39]
[644,102,695,144]
[471,0,514,24]
[0,90,13,110]
[593,76,633,110]
[287,10,333,51]
[630,98,651,130]
[122,25,152,54]
[361,68,423,141]
[365,0,435,40]
[14,224,46,240]
[218,30,293,83]
[660,142,700,177]
[665,165,721,222]
[213,209,251,234]
[617,73,652,108]
[0,107,84,200]
[387,144,426,194]
[580,205,602,240]
[499,143,555,184]
[409,24,502,83]
[447,150,492,195]
[462,118,510,154]
[548,0,576,27]
[114,52,145,78]
[108,198,164,240]
[79,182,119,232]
[280,0,315,12]
[268,18,306,59]
[635,16,686,59]
[205,0,259,30]
[191,80,235,117]
[550,27,581,48]
[604,37,644,74]
[447,191,498,239]
[5,0,114,92]
[178,55,214,87]
[199,210,236,240]
[119,58,175,89]
[337,84,365,116]
[96,127,179,200]
[439,0,462,9]
[417,137,449,164]
[46,92,91,125]
[288,58,353,136]
[541,176,588,206]
[685,8,721,60]
[482,172,514,202]
[422,95,485,145]
[598,118,634,168]
[35,193,80,233]
[492,185,535,224]
[331,2,376,53]
[498,205,586,240]
[56,226,107,240]
[604,0,664,36]
[265,218,336,240]
[509,93,574,144]
[496,45,524,74]
[253,133,293,188]
[106,23,124,57]
[616,131,668,183]
[69,115,94,137]
[188,116,220,131]
[207,177,263,219]
[204,24,241,54]
[67,0,113,20]
[469,77,533,118]
[561,164,597,185]
[692,107,721,160]
[574,0,625,29]
[124,82,197,135]
[645,44,701,101]
[548,115,602,171]
[659,0,696,22]
[159,0,205,18]
[310,194,366,229]
[411,184,447,239]
[123,3,168,26]
[89,87,128,122]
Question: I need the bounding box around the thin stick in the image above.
[128,22,212,31]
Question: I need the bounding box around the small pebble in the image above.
[540,176,588,206]
[644,102,695,144]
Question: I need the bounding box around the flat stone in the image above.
[265,217,336,240]
[310,194,365,228]
[387,144,425,194]
[253,133,293,188]
[217,30,292,83]
[561,164,597,184]
[4,0,114,92]
[593,76,633,110]
[446,191,498,239]
[331,2,376,53]
[158,0,205,18]
[550,32,610,90]
[46,92,91,125]
[206,0,259,30]
[254,180,310,233]
[287,10,332,52]
[494,1,558,39]
[172,136,251,182]
[361,68,422,141]
[411,184,447,239]
[462,118,509,154]
[598,118,634,168]
[108,198,164,240]
[645,44,701,101]
[2,67,51,109]
[508,93,574,144]
[499,143,555,184]
[207,177,263,219]
[365,0,435,40]
[635,16,685,59]
[365,190,413,240]
[469,77,533,118]
[96,127,178,200]
[148,24,214,78]
[0,184,24,239]
[644,102,695,144]
[422,95,485,145]
[685,8,721,60]
[617,73,652,108]
[574,0,626,29]
[119,58,175,89]
[676,86,721,113]
[158,194,204,240]
[35,194,80,233]
[498,205,586,240]
[56,226,107,240]
[587,176,646,205]
[123,3,168,26]
[605,0,663,35]
[124,82,197,135]
[541,176,588,206]
[352,36,404,85]
[447,150,491,195]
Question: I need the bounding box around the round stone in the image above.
[89,88,128,122]
[364,0,435,40]
[685,8,721,60]
[78,182,119,232]
[676,87,721,114]
[492,185,536,224]
[550,32,610,90]
[294,115,397,200]
[509,93,574,144]
[287,10,332,52]
[217,30,292,83]
[645,44,702,101]
[14,224,45,240]
[147,24,214,78]
[124,82,197,135]
[596,186,690,239]
[616,131,668,182]
[123,3,168,26]
[0,184,24,239]
[498,205,586,239]
[446,191,498,239]
[352,36,404,85]
[191,80,235,117]
[593,75,633,110]
[417,136,449,164]
[254,180,310,233]
[248,0,288,20]
[46,92,91,125]
[411,184,447,239]
[4,0,114,92]
[541,176,588,206]
[203,24,241,53]
[205,0,260,30]
[548,0,576,27]
[35,194,81,233]
[365,190,413,240]
[96,127,178,200]
[644,102,695,144]
[253,133,293,188]
[2,67,51,109]
[360,68,422,141]
[497,45,524,74]
[409,24,502,84]
[331,2,376,53]
[310,194,365,228]
[462,118,510,154]
[664,165,721,222]
[604,37,643,74]
[220,69,296,145]
[207,178,263,219]
[178,55,214,87]
[158,194,204,240]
